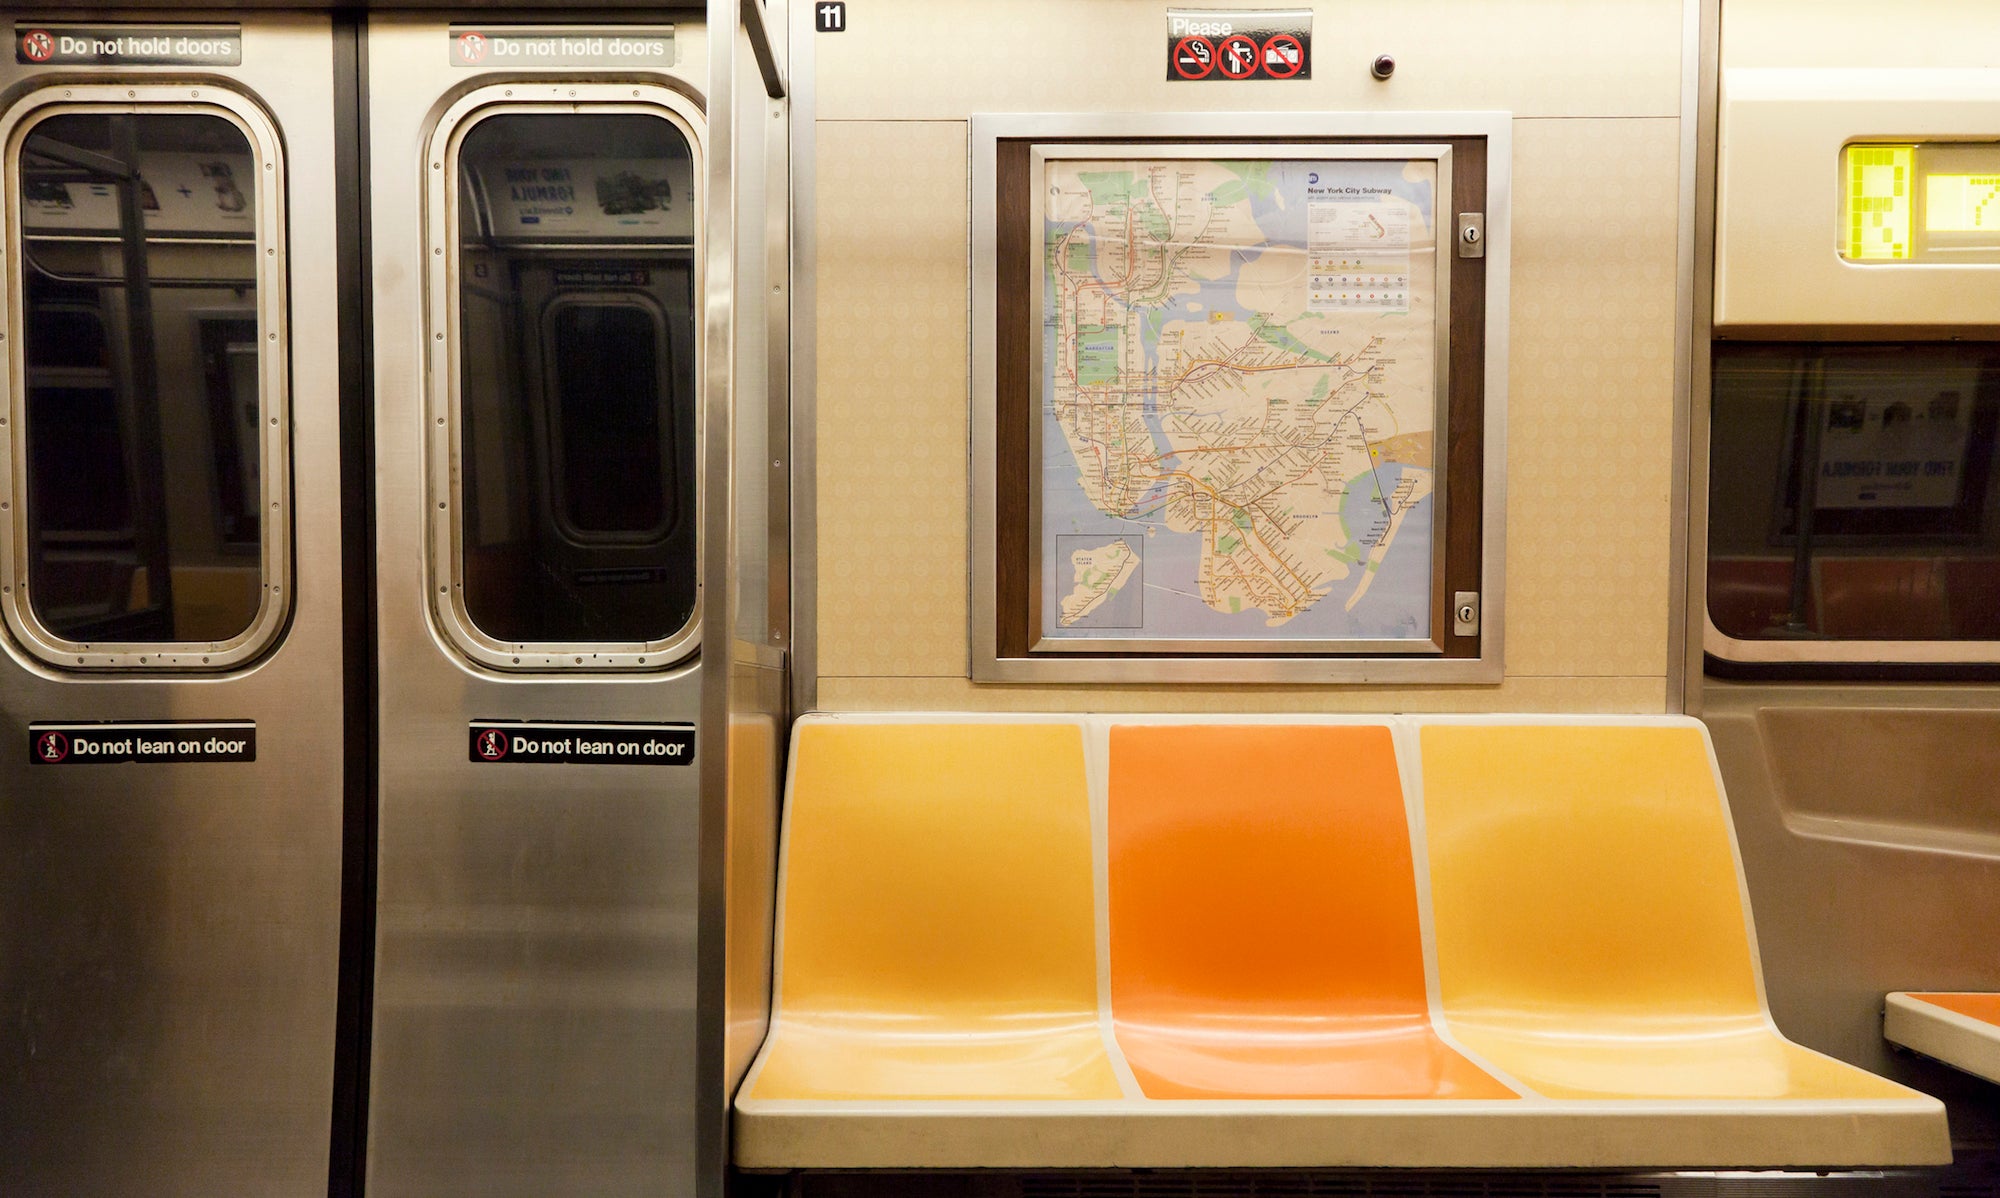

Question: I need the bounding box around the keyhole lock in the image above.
[1453,591,1481,636]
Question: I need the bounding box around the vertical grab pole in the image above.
[111,115,174,633]
[696,3,739,1197]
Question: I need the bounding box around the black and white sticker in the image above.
[469,720,695,766]
[15,24,242,67]
[29,721,256,765]
[448,25,674,68]
[1166,9,1310,81]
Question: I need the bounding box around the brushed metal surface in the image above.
[363,16,720,1197]
[0,15,345,1196]
[1703,683,2000,1149]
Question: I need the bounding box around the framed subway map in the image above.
[971,116,1508,683]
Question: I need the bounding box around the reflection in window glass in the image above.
[453,112,697,645]
[1709,343,2000,643]
[547,300,671,538]
[17,112,264,644]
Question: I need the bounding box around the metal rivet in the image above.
[434,247,442,255]
[437,417,445,425]
[440,586,448,594]
[266,247,275,256]
[433,162,442,170]
[435,332,444,340]
[437,501,446,509]
[268,332,277,340]
[574,657,583,664]
[512,657,521,664]
[638,657,646,664]
[270,417,277,425]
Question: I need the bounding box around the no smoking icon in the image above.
[1171,35,1213,79]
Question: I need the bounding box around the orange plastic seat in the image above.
[740,719,1120,1102]
[1420,721,1925,1104]
[1108,722,1512,1100]
[1886,992,2000,1085]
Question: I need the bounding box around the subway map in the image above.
[1040,156,1439,643]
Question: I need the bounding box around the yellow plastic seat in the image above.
[1421,720,1930,1103]
[740,718,1119,1102]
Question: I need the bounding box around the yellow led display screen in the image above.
[1843,145,1914,261]
[1925,174,2000,232]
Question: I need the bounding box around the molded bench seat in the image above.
[1108,722,1511,1101]
[734,715,1948,1171]
[1886,991,2000,1085]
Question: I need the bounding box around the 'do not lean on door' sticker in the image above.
[29,721,256,765]
[467,720,696,765]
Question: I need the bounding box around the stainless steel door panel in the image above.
[364,18,710,1196]
[0,15,346,1196]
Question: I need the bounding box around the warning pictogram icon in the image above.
[19,29,53,62]
[1217,34,1259,79]
[475,728,508,760]
[1262,33,1304,78]
[456,31,487,63]
[36,731,68,762]
[1171,35,1214,79]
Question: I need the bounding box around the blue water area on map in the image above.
[1039,159,1436,643]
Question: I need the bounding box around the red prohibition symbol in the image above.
[475,728,508,760]
[1171,35,1214,79]
[456,31,488,63]
[20,29,54,62]
[1261,33,1305,79]
[1218,33,1260,79]
[36,731,68,762]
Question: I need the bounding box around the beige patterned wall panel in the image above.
[1724,0,2000,69]
[1503,117,1679,678]
[813,113,1684,710]
[818,675,1669,716]
[814,121,971,679]
[814,0,1680,122]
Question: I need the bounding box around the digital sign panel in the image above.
[1843,142,2000,262]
